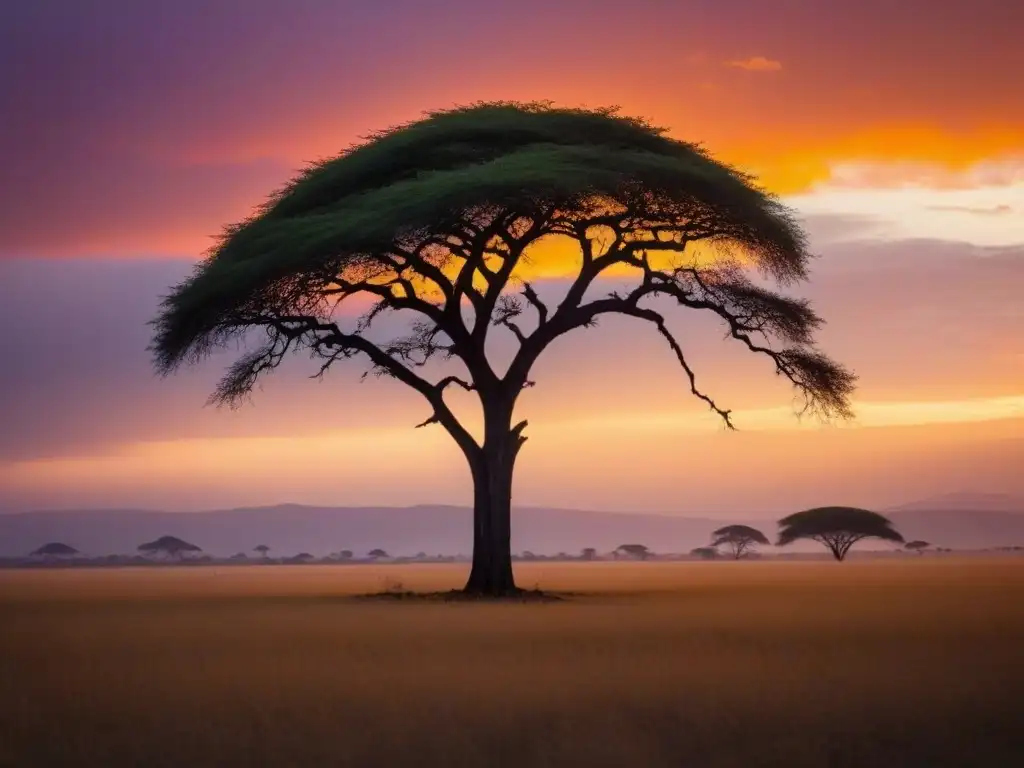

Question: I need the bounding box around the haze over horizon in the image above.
[2,0,1022,513]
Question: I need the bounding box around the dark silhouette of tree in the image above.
[690,546,718,560]
[367,548,389,560]
[229,552,248,561]
[30,542,79,558]
[520,551,537,561]
[905,540,930,555]
[777,507,904,561]
[339,550,354,560]
[150,103,854,596]
[290,552,314,563]
[580,547,598,561]
[137,535,202,561]
[711,524,770,559]
[616,544,651,561]
[253,544,271,559]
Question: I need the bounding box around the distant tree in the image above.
[690,546,718,560]
[30,542,79,558]
[137,535,202,560]
[339,550,354,560]
[150,103,854,596]
[777,507,904,561]
[904,540,930,555]
[367,548,389,560]
[291,552,315,563]
[615,544,651,561]
[229,552,249,561]
[711,524,770,560]
[415,551,428,560]
[253,544,271,559]
[520,551,537,561]
[580,547,598,561]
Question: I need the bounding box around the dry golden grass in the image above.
[1,559,1022,767]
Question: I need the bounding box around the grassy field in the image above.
[1,559,1022,767]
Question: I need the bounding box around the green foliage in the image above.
[151,102,810,376]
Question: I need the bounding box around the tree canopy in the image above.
[905,540,930,554]
[138,535,202,558]
[150,102,855,596]
[711,524,770,559]
[777,507,904,561]
[31,542,79,557]
[616,544,651,560]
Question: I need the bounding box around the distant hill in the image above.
[1,501,1023,558]
[887,492,1023,513]
[0,505,741,558]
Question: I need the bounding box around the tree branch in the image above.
[436,375,475,393]
[227,314,481,457]
[520,281,548,325]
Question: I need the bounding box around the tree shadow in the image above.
[350,588,571,603]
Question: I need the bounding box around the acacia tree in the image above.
[151,103,854,596]
[138,535,202,561]
[253,544,271,559]
[711,524,770,559]
[616,544,652,561]
[777,507,903,561]
[905,540,930,555]
[31,542,79,559]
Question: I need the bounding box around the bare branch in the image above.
[619,305,735,428]
[217,314,481,457]
[436,375,475,393]
[520,281,548,325]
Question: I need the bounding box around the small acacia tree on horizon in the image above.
[31,542,79,559]
[905,540,930,555]
[138,535,202,561]
[253,544,271,559]
[151,102,854,596]
[777,507,904,561]
[711,524,770,559]
[616,544,652,561]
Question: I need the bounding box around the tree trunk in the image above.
[463,404,520,596]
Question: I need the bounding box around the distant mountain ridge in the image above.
[887,492,1023,513]
[1,496,1022,557]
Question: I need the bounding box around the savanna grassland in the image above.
[1,559,1022,767]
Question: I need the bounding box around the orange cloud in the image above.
[727,56,782,72]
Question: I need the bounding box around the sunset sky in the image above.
[1,0,1022,514]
